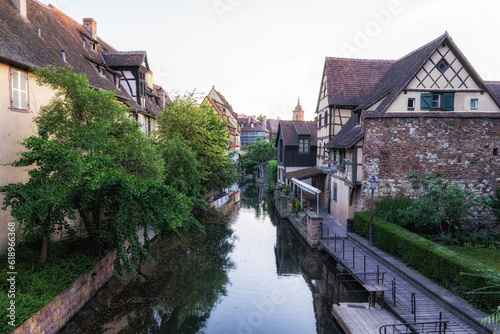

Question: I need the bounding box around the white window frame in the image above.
[470,98,478,110]
[10,68,29,112]
[407,98,415,111]
[431,94,441,109]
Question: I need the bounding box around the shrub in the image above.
[353,212,499,313]
[374,197,413,225]
[404,171,478,236]
[291,196,297,210]
[486,188,500,224]
[284,184,291,194]
[0,240,99,332]
[295,201,302,212]
[266,160,277,186]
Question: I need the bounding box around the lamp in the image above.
[368,176,378,246]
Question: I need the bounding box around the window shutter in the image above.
[443,93,454,111]
[420,93,432,110]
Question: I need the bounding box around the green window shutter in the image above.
[420,93,432,110]
[333,183,337,202]
[443,92,454,111]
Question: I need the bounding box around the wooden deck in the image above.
[332,303,401,334]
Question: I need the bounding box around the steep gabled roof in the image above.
[0,0,163,114]
[276,120,317,147]
[266,119,280,134]
[238,116,267,133]
[358,32,500,115]
[486,81,500,102]
[324,57,394,107]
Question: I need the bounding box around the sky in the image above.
[38,0,500,121]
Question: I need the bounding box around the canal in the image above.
[60,184,348,333]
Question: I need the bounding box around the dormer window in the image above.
[251,123,254,128]
[114,75,121,88]
[298,138,309,154]
[90,43,96,51]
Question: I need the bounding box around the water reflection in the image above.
[60,184,345,334]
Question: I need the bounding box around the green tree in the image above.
[1,66,198,274]
[243,160,259,174]
[162,137,202,197]
[241,136,276,164]
[156,91,236,194]
[1,137,80,262]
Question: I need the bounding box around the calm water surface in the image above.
[61,184,344,333]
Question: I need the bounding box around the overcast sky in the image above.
[39,0,500,121]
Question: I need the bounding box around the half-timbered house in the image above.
[204,87,241,151]
[318,32,500,226]
[0,0,167,252]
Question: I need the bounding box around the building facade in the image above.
[238,116,268,147]
[275,120,318,185]
[318,32,500,226]
[204,87,241,152]
[0,0,166,252]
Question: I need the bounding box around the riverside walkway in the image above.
[285,205,493,334]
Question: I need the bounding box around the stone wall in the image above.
[361,116,500,223]
[12,250,116,334]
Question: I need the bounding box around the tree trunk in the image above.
[40,217,51,263]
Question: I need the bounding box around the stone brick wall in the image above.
[12,250,116,334]
[361,116,500,223]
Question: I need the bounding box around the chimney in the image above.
[10,0,27,18]
[83,18,97,40]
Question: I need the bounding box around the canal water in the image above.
[60,184,346,334]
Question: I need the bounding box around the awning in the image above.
[291,178,321,215]
[285,167,324,181]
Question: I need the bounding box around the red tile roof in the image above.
[324,57,394,106]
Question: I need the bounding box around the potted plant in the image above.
[284,184,292,195]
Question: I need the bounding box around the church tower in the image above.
[292,98,304,121]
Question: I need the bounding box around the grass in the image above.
[0,239,101,333]
[446,245,500,272]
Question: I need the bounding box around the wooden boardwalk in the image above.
[332,303,400,334]
[319,235,480,333]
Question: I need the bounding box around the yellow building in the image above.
[0,0,167,252]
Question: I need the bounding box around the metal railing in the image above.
[379,319,449,334]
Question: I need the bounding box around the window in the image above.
[436,58,449,73]
[421,92,454,111]
[494,148,498,156]
[11,68,28,111]
[407,98,415,111]
[333,183,337,202]
[298,138,309,153]
[470,98,478,110]
[431,94,441,109]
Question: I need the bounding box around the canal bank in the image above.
[58,184,347,334]
[275,192,494,333]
